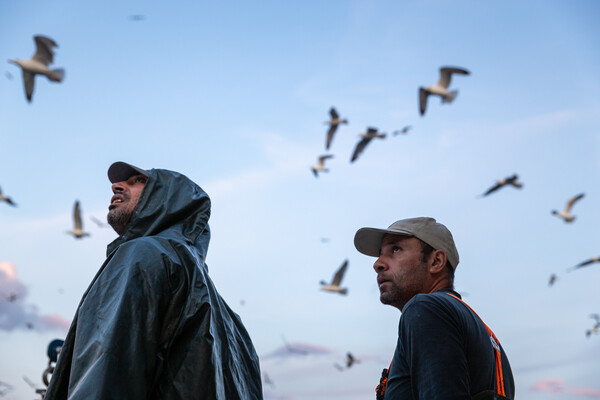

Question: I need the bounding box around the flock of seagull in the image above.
[310,66,470,176]
[308,67,598,340]
[3,30,599,397]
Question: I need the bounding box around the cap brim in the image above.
[108,162,149,183]
[354,227,413,257]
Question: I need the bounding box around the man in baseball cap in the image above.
[355,217,514,400]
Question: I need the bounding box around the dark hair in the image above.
[419,240,454,282]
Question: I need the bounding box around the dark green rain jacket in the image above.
[45,169,263,400]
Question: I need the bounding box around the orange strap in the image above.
[446,293,506,397]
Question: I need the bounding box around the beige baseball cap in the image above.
[354,217,459,269]
[108,161,149,183]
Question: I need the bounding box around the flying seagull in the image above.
[350,127,386,163]
[480,174,523,197]
[392,125,412,135]
[346,352,360,368]
[66,200,90,239]
[568,256,600,272]
[281,335,308,355]
[311,154,333,177]
[551,193,585,223]
[90,215,108,228]
[548,274,558,287]
[419,66,470,116]
[586,314,600,338]
[320,259,349,295]
[8,35,65,102]
[263,373,275,388]
[325,107,348,150]
[129,14,146,21]
[0,186,17,206]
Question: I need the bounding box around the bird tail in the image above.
[49,68,65,82]
[442,90,458,104]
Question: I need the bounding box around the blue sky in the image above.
[1,1,599,399]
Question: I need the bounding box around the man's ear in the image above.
[428,250,447,274]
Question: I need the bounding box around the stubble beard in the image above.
[107,207,133,235]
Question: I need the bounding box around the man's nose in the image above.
[373,256,387,272]
[111,181,125,193]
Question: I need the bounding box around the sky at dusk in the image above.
[1,1,599,399]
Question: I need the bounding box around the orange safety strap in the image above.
[446,293,506,397]
[375,359,393,399]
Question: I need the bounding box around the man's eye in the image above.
[392,246,401,253]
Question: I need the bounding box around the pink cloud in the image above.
[532,378,600,397]
[0,261,71,333]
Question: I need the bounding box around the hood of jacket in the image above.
[106,168,211,258]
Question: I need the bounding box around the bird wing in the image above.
[33,35,57,65]
[326,124,338,150]
[351,137,371,162]
[73,201,83,230]
[318,154,333,165]
[565,193,585,212]
[22,70,35,102]
[331,259,348,286]
[573,257,598,269]
[438,67,470,88]
[482,182,502,196]
[419,88,429,116]
[329,107,339,119]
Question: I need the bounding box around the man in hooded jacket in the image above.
[45,162,263,400]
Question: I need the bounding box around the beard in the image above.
[107,206,133,235]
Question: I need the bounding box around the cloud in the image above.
[532,378,600,397]
[0,261,71,332]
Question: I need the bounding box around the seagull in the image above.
[90,216,108,228]
[0,186,17,206]
[333,363,345,372]
[350,127,386,163]
[320,259,349,295]
[567,256,600,272]
[66,200,90,239]
[281,335,308,355]
[392,125,412,135]
[8,35,65,102]
[586,314,600,338]
[129,14,146,21]
[419,66,470,116]
[311,154,333,177]
[5,71,13,80]
[325,107,348,150]
[551,193,585,223]
[480,174,523,197]
[7,293,18,302]
[263,373,275,388]
[346,352,360,368]
[548,274,558,286]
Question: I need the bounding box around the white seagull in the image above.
[325,107,348,150]
[419,66,470,116]
[551,193,585,223]
[8,35,65,102]
[66,200,90,239]
[480,174,523,197]
[311,154,333,177]
[350,127,386,163]
[320,259,349,295]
